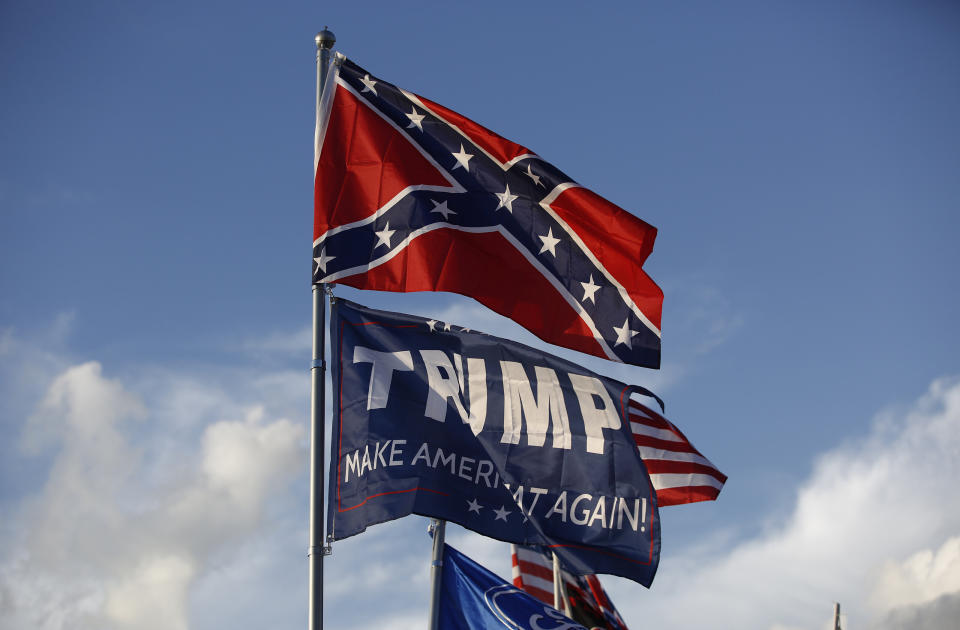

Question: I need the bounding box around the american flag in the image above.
[314,55,663,368]
[511,544,629,630]
[629,395,727,506]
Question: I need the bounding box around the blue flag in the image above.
[327,300,660,586]
[439,543,586,630]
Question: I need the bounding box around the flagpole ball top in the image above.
[316,27,336,49]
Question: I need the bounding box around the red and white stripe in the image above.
[511,544,562,605]
[629,398,727,507]
[511,544,628,630]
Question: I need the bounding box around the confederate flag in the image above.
[314,55,663,368]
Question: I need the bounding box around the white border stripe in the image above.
[316,183,457,244]
[406,84,660,339]
[401,89,538,171]
[319,222,620,362]
[539,183,661,338]
[316,69,632,361]
[320,223,498,282]
[313,77,464,248]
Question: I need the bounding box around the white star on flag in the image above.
[314,247,335,275]
[493,506,510,522]
[451,144,474,171]
[537,227,560,256]
[430,199,455,220]
[359,74,378,95]
[495,184,519,212]
[314,58,665,369]
[426,319,438,331]
[580,274,600,303]
[405,106,425,131]
[613,318,639,347]
[443,322,451,331]
[374,222,396,249]
[467,499,482,514]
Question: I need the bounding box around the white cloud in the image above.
[873,592,960,630]
[21,361,146,454]
[665,279,743,356]
[104,554,196,630]
[237,326,312,356]
[0,358,305,630]
[4,315,957,630]
[607,375,960,630]
[871,535,960,616]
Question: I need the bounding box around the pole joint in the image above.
[308,545,333,558]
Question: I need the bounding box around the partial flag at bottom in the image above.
[439,543,585,630]
[511,544,629,630]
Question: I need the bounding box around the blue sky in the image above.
[2,1,959,629]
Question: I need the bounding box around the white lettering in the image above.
[411,442,431,466]
[587,496,607,528]
[527,487,548,515]
[456,355,488,435]
[420,350,461,422]
[475,460,494,487]
[344,450,360,482]
[374,440,390,468]
[433,447,456,473]
[512,485,524,513]
[616,497,642,531]
[360,444,372,477]
[388,439,406,466]
[420,351,488,432]
[569,493,593,525]
[458,456,475,481]
[568,374,621,454]
[353,347,414,410]
[500,362,571,449]
[545,491,568,522]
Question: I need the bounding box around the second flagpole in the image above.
[309,26,336,630]
[427,519,447,630]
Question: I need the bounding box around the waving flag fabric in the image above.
[628,398,727,506]
[327,299,660,586]
[439,544,586,630]
[511,544,629,630]
[314,55,663,368]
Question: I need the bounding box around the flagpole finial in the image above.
[316,27,336,50]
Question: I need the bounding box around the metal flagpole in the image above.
[552,552,562,610]
[427,519,447,630]
[309,26,336,630]
[551,552,572,617]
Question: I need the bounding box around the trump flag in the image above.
[314,55,663,368]
[327,300,660,586]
